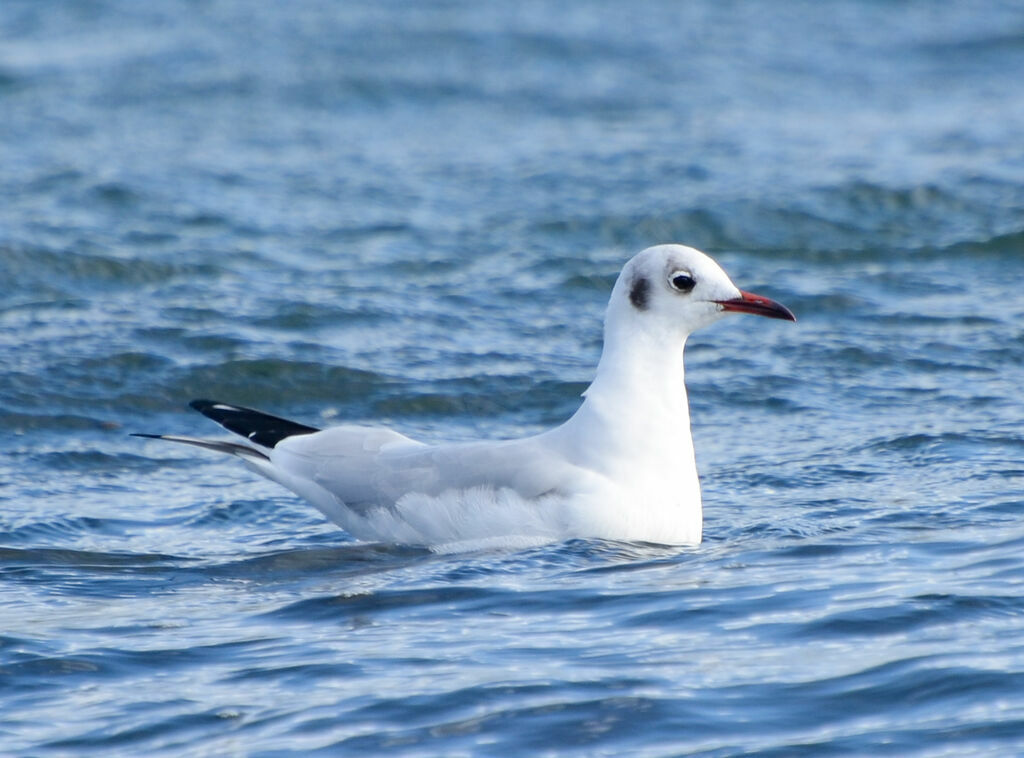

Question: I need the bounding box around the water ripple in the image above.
[5,0,1024,754]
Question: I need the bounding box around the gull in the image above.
[136,244,795,548]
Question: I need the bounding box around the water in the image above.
[3,0,1024,754]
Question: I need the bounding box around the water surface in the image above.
[3,1,1024,754]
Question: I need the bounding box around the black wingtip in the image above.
[130,433,164,439]
[188,398,320,448]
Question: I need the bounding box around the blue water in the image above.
[4,0,1024,754]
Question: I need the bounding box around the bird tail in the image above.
[132,399,321,458]
[132,403,356,531]
[130,433,270,461]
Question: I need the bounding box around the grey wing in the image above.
[269,425,425,508]
[270,425,572,511]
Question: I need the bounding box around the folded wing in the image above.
[271,426,571,513]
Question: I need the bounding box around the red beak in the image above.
[715,290,796,321]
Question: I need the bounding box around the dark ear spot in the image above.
[629,276,650,311]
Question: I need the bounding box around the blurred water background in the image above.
[4,1,1024,755]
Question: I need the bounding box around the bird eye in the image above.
[669,271,696,293]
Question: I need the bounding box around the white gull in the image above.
[137,244,795,548]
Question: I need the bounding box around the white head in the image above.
[606,244,795,344]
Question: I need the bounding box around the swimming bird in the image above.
[136,244,794,548]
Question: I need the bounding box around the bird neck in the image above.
[548,310,703,544]
[563,319,694,463]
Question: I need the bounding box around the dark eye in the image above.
[669,271,696,293]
